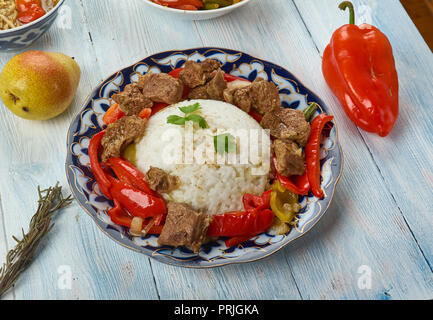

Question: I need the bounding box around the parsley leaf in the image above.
[167,115,186,125]
[179,103,201,114]
[214,133,237,155]
[166,103,208,129]
[185,114,208,129]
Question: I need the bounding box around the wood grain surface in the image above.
[0,0,432,300]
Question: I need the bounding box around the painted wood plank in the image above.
[0,0,159,300]
[188,0,433,299]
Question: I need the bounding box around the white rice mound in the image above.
[135,99,271,214]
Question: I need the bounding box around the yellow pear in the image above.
[0,51,81,120]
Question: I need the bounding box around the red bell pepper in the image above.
[108,200,163,234]
[89,131,167,226]
[242,190,272,212]
[322,1,399,137]
[151,102,169,116]
[16,0,46,24]
[305,113,334,199]
[152,0,203,9]
[107,173,166,225]
[89,131,112,199]
[273,157,310,196]
[108,158,160,198]
[207,209,274,238]
[103,103,125,125]
[225,235,254,248]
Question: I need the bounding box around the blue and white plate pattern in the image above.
[66,48,343,268]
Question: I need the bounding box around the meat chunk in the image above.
[232,78,281,114]
[158,203,211,253]
[137,73,183,104]
[188,69,227,101]
[273,139,305,176]
[145,167,179,194]
[112,84,153,116]
[223,79,251,104]
[179,59,222,88]
[101,116,147,162]
[261,107,311,146]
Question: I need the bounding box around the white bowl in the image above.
[142,0,252,20]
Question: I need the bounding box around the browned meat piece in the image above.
[232,86,253,112]
[261,107,311,146]
[273,139,305,176]
[232,78,281,114]
[145,167,179,193]
[188,86,209,100]
[188,69,227,101]
[206,69,227,100]
[101,116,147,162]
[158,203,211,253]
[179,59,222,88]
[137,73,183,104]
[112,84,153,116]
[223,79,251,104]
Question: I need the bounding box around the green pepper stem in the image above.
[339,1,356,25]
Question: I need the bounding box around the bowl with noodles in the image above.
[0,0,65,51]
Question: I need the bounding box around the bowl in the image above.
[66,47,343,268]
[0,0,65,51]
[142,0,252,20]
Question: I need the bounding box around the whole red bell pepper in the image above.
[322,1,399,137]
[305,114,334,199]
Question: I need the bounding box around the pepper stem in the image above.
[339,1,356,25]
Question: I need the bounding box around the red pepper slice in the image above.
[108,200,163,234]
[242,190,272,212]
[273,157,310,196]
[322,1,398,137]
[16,0,46,24]
[108,199,133,228]
[248,109,263,123]
[225,235,254,248]
[305,113,334,199]
[108,176,166,225]
[223,73,250,83]
[207,209,274,238]
[138,108,152,120]
[103,103,125,125]
[88,131,112,199]
[108,158,160,198]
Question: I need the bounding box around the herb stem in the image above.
[0,183,73,298]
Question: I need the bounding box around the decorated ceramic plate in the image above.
[65,47,343,268]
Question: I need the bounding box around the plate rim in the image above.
[65,47,344,268]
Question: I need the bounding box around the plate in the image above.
[142,0,252,20]
[66,47,343,268]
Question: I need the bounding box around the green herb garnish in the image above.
[214,133,237,155]
[167,103,208,129]
[179,102,201,114]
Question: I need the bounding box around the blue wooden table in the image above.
[1,0,432,300]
